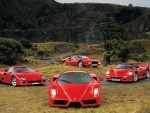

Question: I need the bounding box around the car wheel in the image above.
[12,76,17,86]
[63,61,67,66]
[146,70,149,78]
[133,73,138,82]
[78,61,83,67]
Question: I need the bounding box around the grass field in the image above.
[0,40,150,113]
[0,64,150,113]
[0,79,150,113]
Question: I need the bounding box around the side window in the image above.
[70,56,76,60]
[7,68,13,73]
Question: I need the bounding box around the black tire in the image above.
[133,73,138,82]
[12,76,17,86]
[78,61,83,67]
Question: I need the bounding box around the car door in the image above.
[69,56,79,66]
[3,68,13,84]
[137,67,145,79]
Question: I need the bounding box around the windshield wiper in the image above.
[60,79,72,84]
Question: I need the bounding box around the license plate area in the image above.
[92,64,97,66]
[112,79,120,81]
[32,82,38,84]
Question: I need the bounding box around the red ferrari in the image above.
[106,62,150,82]
[0,66,46,86]
[60,55,100,67]
[48,70,104,107]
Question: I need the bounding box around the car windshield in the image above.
[14,67,34,73]
[115,64,136,70]
[77,55,88,59]
[58,72,92,84]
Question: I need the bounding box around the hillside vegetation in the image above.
[0,0,150,43]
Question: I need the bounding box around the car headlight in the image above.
[94,88,99,97]
[20,77,26,81]
[41,76,46,79]
[127,72,133,76]
[106,71,110,74]
[88,61,91,64]
[51,89,56,98]
[98,62,101,64]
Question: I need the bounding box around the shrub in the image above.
[19,39,33,49]
[0,38,25,65]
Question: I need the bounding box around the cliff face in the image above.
[0,0,150,43]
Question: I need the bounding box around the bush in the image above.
[37,50,45,56]
[19,39,33,49]
[0,38,25,65]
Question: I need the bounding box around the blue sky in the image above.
[55,0,150,7]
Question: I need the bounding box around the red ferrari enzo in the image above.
[106,62,150,82]
[48,70,104,107]
[60,55,100,67]
[0,66,46,86]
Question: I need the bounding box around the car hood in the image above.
[15,72,43,80]
[113,69,131,75]
[58,82,92,100]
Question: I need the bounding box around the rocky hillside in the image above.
[0,0,150,43]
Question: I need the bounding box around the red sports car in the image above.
[0,66,46,86]
[106,62,150,82]
[48,70,104,107]
[60,55,101,67]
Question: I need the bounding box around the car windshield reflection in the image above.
[115,64,136,70]
[77,55,88,59]
[14,67,34,73]
[58,72,92,84]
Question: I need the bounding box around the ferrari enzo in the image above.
[0,66,46,86]
[48,70,104,107]
[60,55,100,67]
[106,62,150,82]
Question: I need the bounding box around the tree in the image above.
[103,39,130,63]
[0,38,25,65]
[95,15,129,64]
[96,16,123,46]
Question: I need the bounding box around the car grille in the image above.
[68,102,82,107]
[92,61,98,64]
[82,99,97,104]
[28,80,41,83]
[54,100,68,105]
[111,77,122,79]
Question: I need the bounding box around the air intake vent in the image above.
[82,99,96,104]
[54,100,68,105]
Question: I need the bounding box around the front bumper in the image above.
[18,79,46,86]
[48,92,101,107]
[49,97,101,107]
[106,75,134,82]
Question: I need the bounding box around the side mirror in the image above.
[98,77,104,81]
[35,70,38,72]
[47,79,52,83]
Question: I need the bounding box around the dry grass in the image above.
[1,40,150,113]
[0,64,150,113]
[0,79,150,113]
